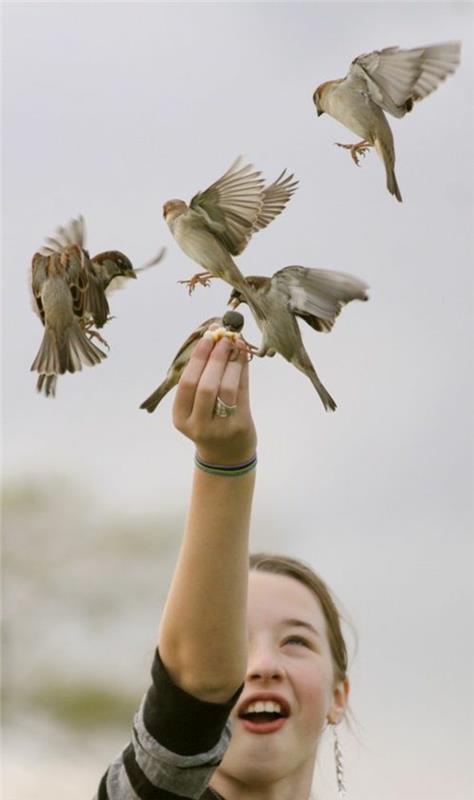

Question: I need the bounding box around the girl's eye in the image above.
[283,636,311,648]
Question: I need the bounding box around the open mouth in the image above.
[238,699,289,734]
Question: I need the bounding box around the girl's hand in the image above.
[173,335,257,465]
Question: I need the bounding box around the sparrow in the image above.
[32,216,166,397]
[140,310,244,413]
[30,244,107,397]
[313,41,461,201]
[163,157,298,324]
[228,266,369,411]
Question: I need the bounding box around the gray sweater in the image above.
[95,649,242,800]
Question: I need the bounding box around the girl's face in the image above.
[214,571,349,792]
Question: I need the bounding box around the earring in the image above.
[332,724,346,799]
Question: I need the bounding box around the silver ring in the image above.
[215,396,237,418]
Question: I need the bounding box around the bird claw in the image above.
[178,273,213,295]
[86,326,110,350]
[353,146,369,166]
[335,141,371,167]
[240,337,259,361]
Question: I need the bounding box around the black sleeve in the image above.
[143,648,243,756]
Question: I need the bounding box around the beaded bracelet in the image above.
[194,452,257,477]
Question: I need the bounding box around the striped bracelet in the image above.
[194,452,257,477]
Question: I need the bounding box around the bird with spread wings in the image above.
[313,42,461,201]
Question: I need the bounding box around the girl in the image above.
[96,334,349,800]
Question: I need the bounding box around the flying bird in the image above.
[32,216,165,396]
[163,157,298,324]
[140,310,244,413]
[30,244,107,397]
[313,42,461,201]
[228,266,369,411]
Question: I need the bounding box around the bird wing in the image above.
[30,253,50,323]
[347,42,461,118]
[253,171,299,233]
[273,266,369,333]
[135,247,166,273]
[189,158,266,256]
[30,245,91,324]
[172,317,221,364]
[39,215,86,255]
[63,244,95,321]
[84,267,110,327]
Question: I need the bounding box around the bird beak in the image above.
[130,270,138,279]
[228,296,241,309]
[317,109,324,117]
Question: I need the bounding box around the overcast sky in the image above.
[2,3,474,799]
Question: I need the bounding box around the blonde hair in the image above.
[249,553,348,684]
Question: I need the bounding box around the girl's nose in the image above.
[246,644,285,682]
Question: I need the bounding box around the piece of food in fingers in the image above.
[203,310,246,343]
[140,311,244,413]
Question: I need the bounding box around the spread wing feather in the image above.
[190,159,265,255]
[39,215,86,255]
[254,171,299,232]
[190,158,298,255]
[273,266,369,333]
[348,41,461,118]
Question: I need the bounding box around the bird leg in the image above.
[83,322,110,350]
[335,140,372,166]
[178,271,214,295]
[226,335,259,361]
[242,339,276,360]
[228,335,258,361]
[242,336,260,360]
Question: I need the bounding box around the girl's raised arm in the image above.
[159,335,256,703]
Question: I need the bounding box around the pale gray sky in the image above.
[2,3,474,799]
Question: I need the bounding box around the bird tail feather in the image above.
[308,370,337,412]
[291,352,337,412]
[140,381,171,413]
[386,167,402,203]
[375,138,402,202]
[36,374,58,398]
[31,322,106,375]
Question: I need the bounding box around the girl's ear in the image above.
[328,676,349,724]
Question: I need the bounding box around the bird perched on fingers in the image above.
[163,157,298,325]
[313,41,461,201]
[228,266,369,411]
[140,310,245,413]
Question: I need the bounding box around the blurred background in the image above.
[2,2,473,799]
